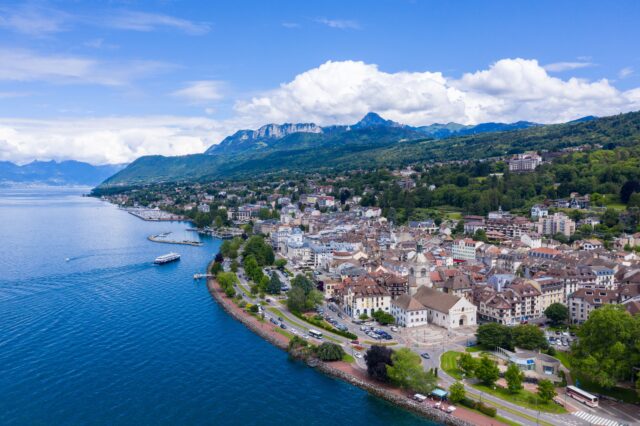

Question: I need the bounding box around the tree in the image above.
[572,305,640,387]
[386,348,437,394]
[214,252,224,263]
[291,274,315,294]
[372,309,395,325]
[537,379,556,403]
[620,180,640,204]
[505,363,524,393]
[275,258,287,269]
[365,345,394,383]
[286,286,307,313]
[544,303,569,326]
[315,342,345,362]
[449,381,465,404]
[457,352,478,377]
[476,323,511,349]
[266,273,281,295]
[475,355,500,386]
[512,324,548,350]
[243,235,275,266]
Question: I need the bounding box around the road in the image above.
[234,267,637,426]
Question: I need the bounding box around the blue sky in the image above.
[1,0,639,164]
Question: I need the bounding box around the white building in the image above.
[452,239,482,262]
[390,294,429,328]
[530,204,549,219]
[400,285,477,328]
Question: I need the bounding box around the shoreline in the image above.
[205,261,481,426]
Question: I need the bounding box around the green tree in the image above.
[275,258,287,269]
[266,273,281,295]
[315,342,345,362]
[505,363,524,393]
[537,379,556,403]
[476,323,511,349]
[512,324,548,350]
[372,309,395,325]
[286,286,307,313]
[474,355,500,386]
[457,352,478,377]
[544,303,569,326]
[449,381,465,403]
[572,305,640,387]
[386,348,437,394]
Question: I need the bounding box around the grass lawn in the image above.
[363,340,398,346]
[441,351,463,379]
[342,354,355,363]
[273,327,293,340]
[465,346,483,353]
[472,383,566,414]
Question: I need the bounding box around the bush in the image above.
[460,397,477,409]
[477,402,497,417]
[315,342,345,362]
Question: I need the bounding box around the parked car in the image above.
[270,318,278,325]
[280,323,287,329]
[278,317,284,322]
[390,326,398,332]
[354,352,363,359]
[421,353,430,359]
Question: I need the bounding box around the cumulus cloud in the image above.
[0,48,171,86]
[172,80,225,103]
[3,58,640,165]
[235,58,640,126]
[0,116,231,165]
[543,61,594,72]
[316,18,360,30]
[106,11,211,35]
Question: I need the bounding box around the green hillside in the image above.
[98,111,640,188]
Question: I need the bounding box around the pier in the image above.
[148,234,203,246]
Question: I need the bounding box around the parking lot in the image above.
[545,329,576,350]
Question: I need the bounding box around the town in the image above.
[101,151,640,426]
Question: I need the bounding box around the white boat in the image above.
[154,253,181,264]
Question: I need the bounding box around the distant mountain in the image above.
[98,111,640,189]
[0,160,126,186]
[206,112,536,155]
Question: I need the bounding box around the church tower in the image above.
[408,239,431,295]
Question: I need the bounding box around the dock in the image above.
[193,273,215,280]
[148,234,203,246]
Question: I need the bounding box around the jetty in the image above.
[148,234,203,246]
[193,273,215,280]
[123,207,185,222]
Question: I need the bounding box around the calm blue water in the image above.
[0,187,433,425]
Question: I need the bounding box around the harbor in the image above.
[123,207,186,222]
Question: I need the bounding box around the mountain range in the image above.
[0,160,126,187]
[205,112,541,155]
[96,111,636,190]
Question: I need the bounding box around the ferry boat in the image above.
[154,253,181,264]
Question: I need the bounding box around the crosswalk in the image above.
[573,411,621,426]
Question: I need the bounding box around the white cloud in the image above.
[316,18,360,30]
[235,58,640,126]
[0,116,231,165]
[84,38,119,49]
[543,61,594,72]
[282,22,301,29]
[0,5,69,36]
[3,58,640,165]
[619,67,634,79]
[106,11,211,35]
[0,48,171,86]
[172,80,225,103]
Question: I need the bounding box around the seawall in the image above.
[205,267,474,426]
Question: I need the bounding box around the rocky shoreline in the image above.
[206,269,474,426]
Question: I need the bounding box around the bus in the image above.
[308,329,323,339]
[566,385,599,407]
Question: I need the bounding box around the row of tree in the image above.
[476,323,548,351]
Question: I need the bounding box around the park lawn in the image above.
[273,327,294,340]
[441,351,463,379]
[465,346,483,353]
[342,354,355,363]
[472,383,566,414]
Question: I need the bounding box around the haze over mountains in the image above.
[0,160,126,187]
[94,110,637,190]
